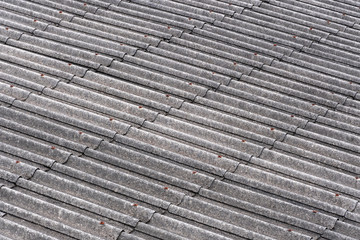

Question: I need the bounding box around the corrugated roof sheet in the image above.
[0,0,360,239]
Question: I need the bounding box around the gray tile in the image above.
[0,155,36,180]
[260,149,359,192]
[96,9,183,37]
[122,55,221,90]
[81,71,184,110]
[201,182,337,230]
[0,0,68,23]
[19,171,148,225]
[322,229,358,240]
[218,17,310,49]
[202,24,292,56]
[71,17,161,46]
[169,106,283,145]
[193,28,284,59]
[65,155,185,205]
[221,82,327,118]
[148,114,263,157]
[225,171,351,216]
[18,34,113,66]
[0,81,30,100]
[130,0,223,22]
[59,20,149,49]
[99,65,198,100]
[41,25,133,56]
[175,196,313,240]
[174,0,243,14]
[0,60,59,89]
[90,143,214,190]
[234,11,326,40]
[156,41,253,76]
[0,128,71,163]
[85,12,173,39]
[180,32,271,65]
[0,44,85,79]
[134,48,233,84]
[13,100,117,138]
[110,3,198,30]
[268,61,359,96]
[281,135,360,171]
[112,134,227,177]
[28,0,88,16]
[296,127,360,154]
[323,221,360,240]
[46,82,153,124]
[24,93,131,135]
[141,213,233,240]
[119,127,239,173]
[243,73,340,108]
[0,8,48,31]
[0,106,102,150]
[287,52,360,83]
[0,142,54,168]
[0,217,59,240]
[204,91,308,129]
[0,187,123,240]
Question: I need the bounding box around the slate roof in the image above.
[0,0,360,239]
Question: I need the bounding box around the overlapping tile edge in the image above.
[0,0,360,239]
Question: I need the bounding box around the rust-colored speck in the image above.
[120,43,123,46]
[343,13,346,16]
[312,103,315,106]
[189,82,193,85]
[293,35,296,38]
[100,221,104,225]
[144,35,148,38]
[271,128,274,131]
[218,155,222,158]
[133,203,138,207]
[16,161,20,164]
[233,62,237,65]
[84,3,87,6]
[10,85,13,88]
[51,146,56,150]
[273,44,277,46]
[68,63,72,66]
[192,171,197,174]
[242,140,246,142]
[5,27,8,30]
[109,118,113,121]
[356,177,359,180]
[288,229,292,232]
[188,17,192,20]
[166,94,170,97]
[212,72,215,74]
[310,27,313,30]
[335,193,340,197]
[34,19,37,22]
[254,53,257,56]
[164,187,168,190]
[59,11,63,13]
[313,210,317,213]
[79,131,83,135]
[167,26,171,29]
[291,115,294,118]
[95,53,98,55]
[41,74,44,77]
[139,106,142,109]
[209,10,213,13]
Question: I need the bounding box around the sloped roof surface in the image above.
[1,0,360,239]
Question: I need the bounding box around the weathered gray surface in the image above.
[1,0,360,239]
